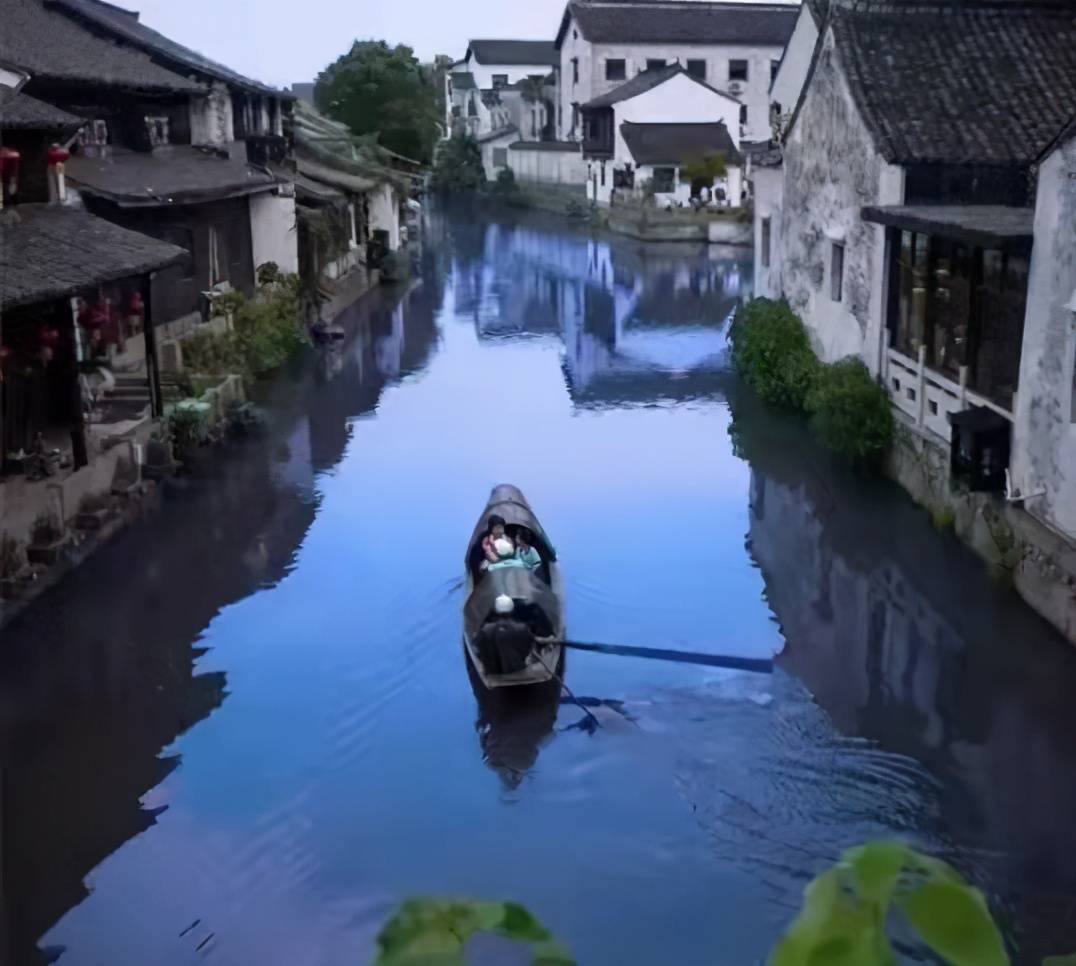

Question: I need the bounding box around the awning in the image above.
[861,205,1034,247]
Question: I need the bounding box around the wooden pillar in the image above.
[143,273,163,418]
[68,296,88,470]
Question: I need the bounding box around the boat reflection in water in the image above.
[466,650,561,791]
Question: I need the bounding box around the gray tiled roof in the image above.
[0,91,84,130]
[0,0,203,92]
[620,121,742,165]
[861,204,1034,246]
[48,0,284,95]
[562,1,798,47]
[450,72,477,91]
[67,146,283,206]
[581,63,736,109]
[468,40,558,66]
[509,141,582,152]
[833,4,1076,166]
[0,204,187,309]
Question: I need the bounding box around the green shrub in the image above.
[806,357,894,465]
[431,135,486,192]
[181,276,304,379]
[730,298,821,409]
[491,166,519,196]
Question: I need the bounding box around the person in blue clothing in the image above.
[515,528,542,571]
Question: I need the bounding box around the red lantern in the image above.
[37,326,61,349]
[0,146,21,195]
[47,144,70,167]
[127,291,146,337]
[82,306,109,330]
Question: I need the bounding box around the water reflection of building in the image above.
[460,213,749,406]
[0,281,438,966]
[731,387,1076,960]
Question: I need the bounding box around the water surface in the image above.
[4,205,1076,965]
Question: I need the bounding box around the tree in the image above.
[315,41,440,163]
[430,134,485,192]
[680,152,728,187]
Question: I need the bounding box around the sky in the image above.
[125,0,798,90]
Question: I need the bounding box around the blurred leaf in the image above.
[498,902,554,942]
[375,897,571,966]
[770,868,894,966]
[845,841,908,909]
[898,880,1008,966]
[1042,956,1076,965]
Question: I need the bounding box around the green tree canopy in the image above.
[315,40,440,164]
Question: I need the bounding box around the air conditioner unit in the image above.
[729,82,742,94]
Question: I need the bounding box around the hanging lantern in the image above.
[127,291,146,337]
[47,144,70,167]
[0,146,21,196]
[37,326,61,349]
[82,305,109,330]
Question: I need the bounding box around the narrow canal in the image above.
[4,205,1076,965]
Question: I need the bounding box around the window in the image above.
[739,104,748,127]
[729,59,749,82]
[831,242,845,302]
[572,58,579,84]
[606,58,626,81]
[686,59,706,80]
[651,167,676,193]
[761,217,771,268]
[492,147,508,167]
[771,59,781,83]
[646,59,666,72]
[600,163,606,187]
[492,74,508,89]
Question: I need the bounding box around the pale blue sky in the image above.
[128,0,797,90]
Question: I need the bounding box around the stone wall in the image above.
[1011,133,1076,541]
[887,415,1076,642]
[780,28,903,368]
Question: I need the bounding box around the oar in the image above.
[559,640,773,674]
[533,651,603,731]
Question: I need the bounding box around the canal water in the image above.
[4,204,1076,965]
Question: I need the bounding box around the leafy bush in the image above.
[166,399,212,457]
[431,135,485,192]
[806,357,894,466]
[181,276,304,379]
[0,534,24,579]
[491,166,519,196]
[256,261,281,286]
[730,298,821,409]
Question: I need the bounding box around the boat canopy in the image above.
[464,484,557,568]
[463,565,561,642]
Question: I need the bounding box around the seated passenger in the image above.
[515,528,542,571]
[482,515,517,569]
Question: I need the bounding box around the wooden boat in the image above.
[463,485,564,689]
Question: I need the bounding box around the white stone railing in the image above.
[884,346,1013,442]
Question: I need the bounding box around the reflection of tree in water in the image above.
[726,383,1076,960]
[466,653,560,792]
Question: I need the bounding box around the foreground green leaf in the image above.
[898,879,1008,966]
